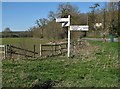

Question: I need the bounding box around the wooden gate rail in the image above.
[40,42,67,57]
[10,45,38,54]
[6,44,38,59]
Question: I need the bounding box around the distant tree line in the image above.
[2,27,32,38]
[2,2,120,39]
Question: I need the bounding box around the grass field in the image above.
[2,38,51,45]
[1,38,51,51]
[1,38,66,55]
[2,39,119,87]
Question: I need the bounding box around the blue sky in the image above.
[2,2,105,32]
[0,2,2,32]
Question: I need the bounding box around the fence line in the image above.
[0,45,6,59]
[1,42,67,59]
[40,42,67,58]
[1,39,86,59]
[6,44,38,59]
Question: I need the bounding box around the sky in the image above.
[0,2,2,32]
[1,2,105,32]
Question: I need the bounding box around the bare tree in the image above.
[48,11,56,21]
[36,18,48,38]
[108,2,118,36]
[117,2,120,36]
[89,3,100,30]
[57,3,80,18]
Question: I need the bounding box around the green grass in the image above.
[1,38,50,51]
[2,38,50,45]
[84,36,103,38]
[1,38,65,55]
[84,35,118,38]
[2,40,119,87]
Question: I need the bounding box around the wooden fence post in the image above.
[34,45,35,58]
[50,44,54,56]
[54,43,56,55]
[40,44,42,57]
[0,45,6,59]
[9,44,12,59]
[53,43,56,56]
[66,42,67,50]
[59,44,62,55]
[4,45,7,59]
[6,44,9,59]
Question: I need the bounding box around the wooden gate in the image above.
[0,45,6,59]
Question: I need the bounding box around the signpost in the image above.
[56,15,71,57]
[56,15,89,57]
[70,25,89,31]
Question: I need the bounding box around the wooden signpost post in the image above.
[56,15,89,57]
